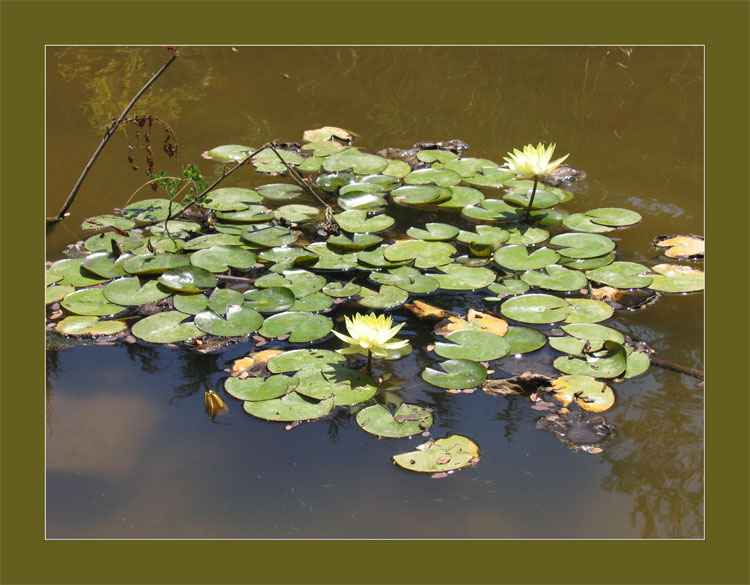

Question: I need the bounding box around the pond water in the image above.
[45,45,703,539]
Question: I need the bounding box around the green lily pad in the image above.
[382,159,412,178]
[337,191,388,212]
[625,348,651,378]
[500,293,569,324]
[298,156,324,172]
[80,251,130,279]
[158,266,217,293]
[464,167,515,188]
[172,292,209,315]
[274,204,322,223]
[484,278,530,299]
[521,265,588,292]
[194,305,263,336]
[559,252,616,271]
[553,340,628,379]
[369,266,440,294]
[333,210,395,234]
[242,225,299,247]
[503,187,562,209]
[55,316,127,336]
[46,284,76,304]
[551,375,615,413]
[647,264,704,292]
[550,233,616,259]
[46,258,109,287]
[529,208,569,228]
[148,220,202,238]
[131,310,203,343]
[189,246,257,273]
[383,240,455,269]
[84,231,144,253]
[316,172,356,193]
[206,288,245,314]
[393,435,480,473]
[564,299,613,323]
[302,243,358,271]
[416,150,459,164]
[224,374,299,401]
[437,185,485,208]
[457,226,510,248]
[254,269,325,298]
[266,348,347,373]
[404,167,462,187]
[357,285,409,309]
[504,326,548,354]
[243,286,296,313]
[431,264,497,291]
[302,140,347,156]
[462,199,524,222]
[303,126,354,142]
[562,213,614,234]
[243,391,334,422]
[356,403,433,438]
[505,227,550,246]
[421,359,487,389]
[434,329,511,361]
[586,262,653,289]
[259,246,317,271]
[256,183,304,200]
[258,311,333,342]
[356,246,411,269]
[326,233,383,251]
[216,205,272,223]
[339,181,386,195]
[102,276,173,306]
[549,323,625,355]
[323,147,388,174]
[182,233,244,250]
[289,291,334,312]
[493,245,560,271]
[122,253,191,275]
[61,287,126,316]
[390,185,452,205]
[81,214,136,231]
[204,144,253,162]
[251,148,304,174]
[294,366,377,406]
[200,187,263,211]
[406,223,460,241]
[444,157,499,177]
[585,207,642,227]
[322,281,363,298]
[121,198,176,222]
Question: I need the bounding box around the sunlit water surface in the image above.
[46,46,703,539]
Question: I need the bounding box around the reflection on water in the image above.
[46,45,703,539]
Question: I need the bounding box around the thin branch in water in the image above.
[267,143,333,212]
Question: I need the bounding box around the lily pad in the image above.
[551,375,615,413]
[259,246,318,271]
[323,147,388,174]
[564,299,613,323]
[322,281,363,298]
[390,185,452,205]
[562,213,614,234]
[559,252,616,271]
[102,276,173,306]
[258,311,333,342]
[500,293,569,324]
[383,240,455,269]
[404,167,462,187]
[437,186,485,208]
[585,262,653,289]
[484,278,530,299]
[84,231,144,253]
[55,316,127,336]
[457,226,510,249]
[493,245,560,271]
[189,246,257,273]
[46,284,76,304]
[434,329,511,361]
[653,235,704,259]
[503,187,562,209]
[207,288,245,314]
[274,204,322,223]
[393,435,480,473]
[369,266,440,294]
[333,210,395,234]
[303,126,354,142]
[382,159,412,178]
[242,225,299,247]
[444,157,499,177]
[549,323,625,355]
[243,391,334,422]
[416,150,459,164]
[200,187,263,211]
[550,233,616,259]
[224,373,300,401]
[172,292,209,315]
[326,233,383,251]
[553,340,628,379]
[585,207,642,227]
[462,199,524,222]
[520,265,588,292]
[194,305,263,336]
[122,253,191,275]
[647,264,704,293]
[159,266,218,293]
[216,205,272,223]
[256,183,304,200]
[421,359,487,389]
[80,251,130,279]
[337,191,388,212]
[243,286,296,313]
[131,310,203,343]
[267,348,348,373]
[289,291,334,312]
[357,246,411,269]
[148,220,202,238]
[251,148,304,174]
[294,366,377,406]
[357,285,410,309]
[504,326,548,354]
[316,172,356,193]
[356,404,433,438]
[505,227,550,246]
[61,287,126,316]
[182,233,244,250]
[464,167,515,188]
[431,264,496,291]
[254,269,326,298]
[625,348,651,378]
[303,243,358,271]
[203,144,253,162]
[81,214,135,231]
[46,258,109,287]
[406,223,460,241]
[121,198,176,222]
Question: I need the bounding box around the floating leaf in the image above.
[464,167,514,188]
[148,220,201,238]
[431,264,496,291]
[462,199,524,222]
[444,157,499,178]
[251,148,304,173]
[84,231,144,253]
[194,305,263,337]
[266,348,347,373]
[294,366,377,406]
[564,298,614,323]
[326,233,383,251]
[562,213,615,234]
[61,287,125,316]
[102,276,172,306]
[303,243,358,271]
[46,258,109,287]
[242,225,299,247]
[421,359,487,389]
[391,184,452,205]
[437,186,485,208]
[457,226,510,249]
[216,205,272,223]
[393,435,480,473]
[559,252,616,271]
[254,269,325,298]
[653,235,704,259]
[585,262,653,289]
[494,245,560,271]
[333,210,395,234]
[416,150,459,164]
[189,246,257,273]
[322,281,362,298]
[55,316,127,336]
[302,140,346,156]
[46,284,75,304]
[316,172,356,193]
[182,233,244,250]
[406,223,460,241]
[521,264,588,292]
[207,288,245,313]
[258,311,333,342]
[553,340,628,379]
[303,126,354,142]
[585,207,642,227]
[500,293,569,324]
[404,167,462,187]
[123,253,191,275]
[243,391,334,422]
[81,214,135,231]
[274,204,321,223]
[504,326,547,354]
[625,348,651,378]
[200,187,262,211]
[505,226,550,246]
[172,292,209,315]
[121,198,176,222]
[550,233,616,259]
[224,374,300,401]
[256,183,304,200]
[131,310,203,343]
[159,266,218,293]
[357,285,409,309]
[243,286,296,313]
[369,266,439,294]
[434,329,511,361]
[503,187,562,209]
[485,278,530,299]
[289,291,334,312]
[551,375,615,412]
[357,246,410,269]
[647,264,704,292]
[80,251,130,279]
[337,191,388,212]
[382,159,412,178]
[323,147,388,174]
[203,144,252,162]
[356,404,433,438]
[383,240,455,269]
[549,323,625,355]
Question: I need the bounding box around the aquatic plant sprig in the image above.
[503,143,569,219]
[333,312,410,374]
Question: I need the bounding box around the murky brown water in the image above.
[46,46,703,538]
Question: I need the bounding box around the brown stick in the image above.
[48,49,179,224]
[649,357,704,380]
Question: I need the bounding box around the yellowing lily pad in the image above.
[393,435,480,473]
[56,316,127,336]
[654,235,704,259]
[551,375,615,412]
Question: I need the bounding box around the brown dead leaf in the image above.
[431,472,449,479]
[587,447,603,455]
[404,300,455,321]
[437,455,452,464]
[462,388,475,394]
[231,356,256,374]
[465,308,509,336]
[446,389,461,394]
[250,349,284,363]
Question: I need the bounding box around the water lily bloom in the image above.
[204,390,226,418]
[503,143,569,179]
[333,312,409,358]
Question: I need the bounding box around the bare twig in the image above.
[267,143,332,211]
[48,48,179,224]
[650,357,704,380]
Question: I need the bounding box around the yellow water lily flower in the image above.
[333,312,409,358]
[502,142,569,179]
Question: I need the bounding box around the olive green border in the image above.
[2,1,747,584]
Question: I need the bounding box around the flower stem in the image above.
[525,175,539,220]
[366,350,373,375]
